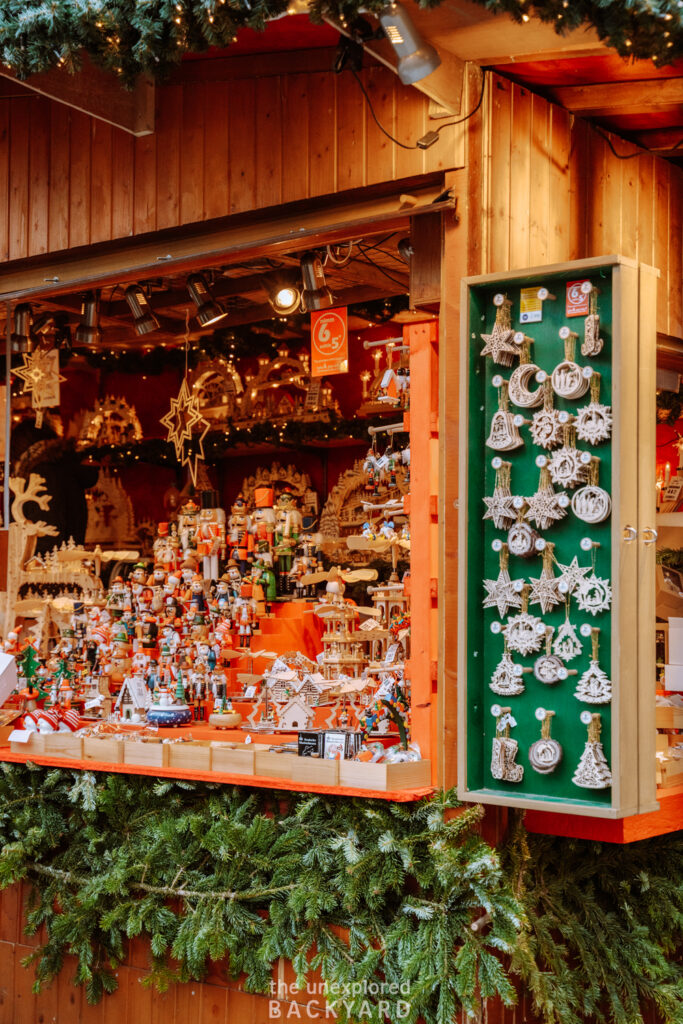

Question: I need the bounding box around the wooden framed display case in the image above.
[457,256,659,818]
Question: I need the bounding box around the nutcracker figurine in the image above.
[273,489,303,594]
[194,492,226,581]
[228,493,254,573]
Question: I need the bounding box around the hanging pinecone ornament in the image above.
[483,459,517,530]
[529,708,563,774]
[571,457,611,524]
[480,295,519,366]
[490,641,526,696]
[490,705,524,782]
[576,372,612,446]
[573,711,612,789]
[483,543,524,617]
[503,585,546,655]
[574,628,612,704]
[529,544,563,615]
[581,285,603,357]
[525,464,569,531]
[486,379,524,451]
[530,379,565,451]
[575,572,612,616]
[547,424,591,489]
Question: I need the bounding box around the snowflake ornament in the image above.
[547,445,590,489]
[576,401,612,445]
[503,611,545,656]
[575,573,612,616]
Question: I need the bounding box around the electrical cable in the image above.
[434,73,487,135]
[594,125,683,160]
[353,246,409,287]
[350,69,418,150]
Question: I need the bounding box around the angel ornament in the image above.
[529,709,563,774]
[576,373,612,446]
[486,379,524,452]
[490,705,524,783]
[480,295,519,366]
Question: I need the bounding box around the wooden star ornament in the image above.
[12,349,65,429]
[160,377,210,487]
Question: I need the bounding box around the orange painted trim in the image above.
[0,750,435,803]
[524,785,683,843]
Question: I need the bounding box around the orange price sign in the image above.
[311,307,348,377]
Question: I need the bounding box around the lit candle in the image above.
[665,462,672,485]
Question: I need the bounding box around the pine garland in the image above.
[0,764,681,1022]
[0,0,681,85]
[0,764,522,1020]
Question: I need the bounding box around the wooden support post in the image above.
[407,320,438,779]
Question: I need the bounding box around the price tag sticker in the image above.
[566,280,592,317]
[311,307,348,376]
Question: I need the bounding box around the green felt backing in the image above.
[465,267,615,808]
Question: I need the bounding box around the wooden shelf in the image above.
[524,785,683,843]
[656,513,683,527]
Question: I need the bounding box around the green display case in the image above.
[457,257,659,818]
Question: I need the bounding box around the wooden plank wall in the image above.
[477,72,683,337]
[0,62,454,264]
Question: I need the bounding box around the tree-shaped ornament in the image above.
[576,372,612,446]
[552,608,583,662]
[581,284,603,357]
[530,379,564,451]
[525,464,569,531]
[574,628,612,704]
[480,294,519,366]
[529,708,563,774]
[503,585,546,656]
[547,423,591,489]
[490,638,526,696]
[482,459,517,530]
[490,705,524,782]
[482,542,524,617]
[571,457,611,524]
[573,711,612,789]
[529,543,563,615]
[486,379,524,452]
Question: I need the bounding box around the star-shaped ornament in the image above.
[555,557,591,596]
[529,566,562,615]
[480,323,519,366]
[482,488,516,530]
[525,468,569,531]
[483,570,524,618]
[160,377,210,487]
[13,349,66,429]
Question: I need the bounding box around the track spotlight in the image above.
[187,273,227,327]
[378,2,441,85]
[125,284,159,336]
[11,304,32,353]
[264,273,302,316]
[300,252,334,312]
[75,291,101,345]
[397,237,414,264]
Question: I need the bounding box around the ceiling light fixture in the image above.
[187,273,227,327]
[75,291,101,345]
[125,284,160,336]
[397,237,414,264]
[11,304,32,353]
[378,2,441,85]
[300,252,334,311]
[264,273,302,316]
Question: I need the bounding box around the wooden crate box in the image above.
[10,732,46,755]
[82,736,125,764]
[168,741,212,772]
[124,739,170,768]
[42,733,83,759]
[253,750,299,779]
[210,743,255,775]
[339,759,432,791]
[289,756,339,786]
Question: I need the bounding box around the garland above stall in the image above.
[0,0,681,85]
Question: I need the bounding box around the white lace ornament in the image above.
[576,372,612,445]
[571,485,611,524]
[483,459,517,530]
[551,329,591,399]
[575,572,612,616]
[525,464,569,531]
[529,709,563,774]
[480,296,519,366]
[574,628,611,704]
[483,543,524,617]
[486,379,523,451]
[553,618,583,662]
[581,289,603,357]
[529,545,563,615]
[573,711,612,789]
[490,646,525,696]
[490,706,524,782]
[503,587,545,655]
